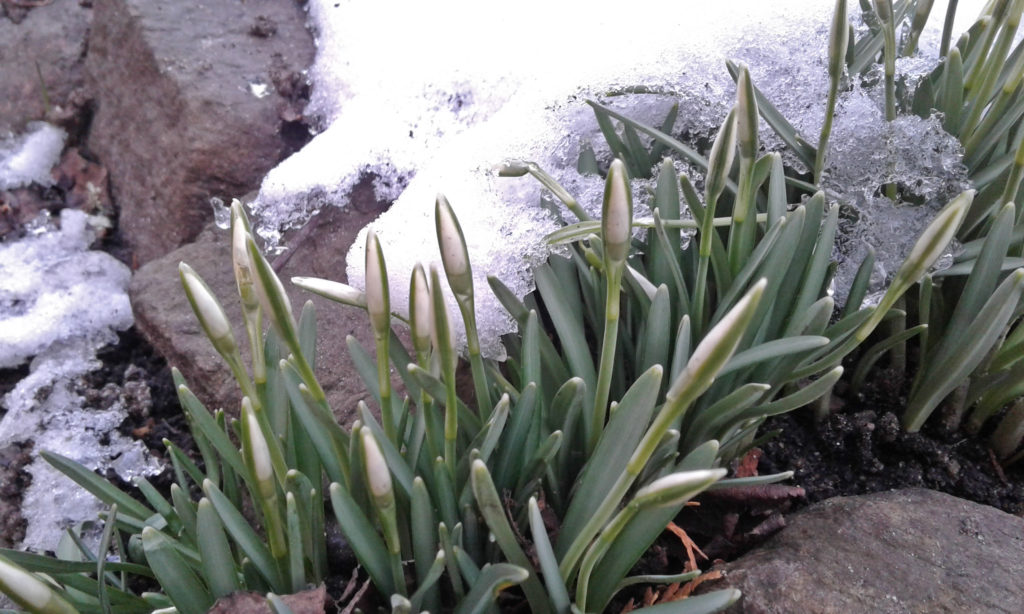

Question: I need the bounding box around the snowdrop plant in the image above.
[4,192,756,613]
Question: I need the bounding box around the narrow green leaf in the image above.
[202,480,284,592]
[40,452,152,521]
[196,499,240,598]
[141,528,214,614]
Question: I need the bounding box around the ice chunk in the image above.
[0,121,66,190]
[824,87,970,303]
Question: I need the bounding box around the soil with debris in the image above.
[757,369,1024,515]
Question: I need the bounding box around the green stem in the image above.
[814,84,839,185]
[588,264,623,453]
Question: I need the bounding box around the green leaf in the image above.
[528,498,570,614]
[141,528,214,614]
[469,461,552,614]
[719,336,829,377]
[452,563,530,614]
[557,366,663,557]
[40,452,152,521]
[196,499,240,598]
[202,480,284,592]
[328,482,394,596]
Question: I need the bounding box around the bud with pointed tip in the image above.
[602,159,632,266]
[435,194,473,303]
[828,0,849,82]
[242,397,275,500]
[180,262,237,359]
[632,469,727,509]
[706,107,737,205]
[292,276,367,309]
[0,553,78,614]
[668,278,766,403]
[409,264,431,357]
[429,266,457,376]
[496,159,531,177]
[362,427,394,508]
[735,63,759,160]
[364,231,391,339]
[230,200,259,311]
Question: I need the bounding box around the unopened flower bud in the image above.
[292,276,367,308]
[179,262,237,358]
[242,397,275,500]
[602,159,632,265]
[361,427,394,508]
[828,0,849,82]
[706,107,737,205]
[632,469,726,509]
[364,231,391,339]
[435,194,473,302]
[496,159,531,177]
[735,63,759,160]
[409,264,431,356]
[0,554,78,614]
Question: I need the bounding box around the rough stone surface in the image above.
[86,0,314,265]
[130,192,389,426]
[0,0,91,133]
[209,584,326,614]
[702,488,1024,613]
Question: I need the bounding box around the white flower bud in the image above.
[632,469,727,508]
[243,397,275,500]
[364,231,390,337]
[292,276,367,308]
[361,427,393,505]
[0,554,77,614]
[179,262,236,357]
[602,159,632,264]
[435,195,472,299]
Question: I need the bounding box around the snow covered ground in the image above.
[0,125,160,552]
[253,0,986,356]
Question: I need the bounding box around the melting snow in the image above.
[252,1,987,356]
[0,208,160,552]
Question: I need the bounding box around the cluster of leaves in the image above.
[4,2,1024,614]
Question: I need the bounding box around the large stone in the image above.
[702,488,1024,613]
[0,0,91,132]
[86,0,314,265]
[130,191,388,426]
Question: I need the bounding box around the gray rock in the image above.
[703,488,1024,613]
[86,0,314,265]
[0,0,91,132]
[130,190,389,426]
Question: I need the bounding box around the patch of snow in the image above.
[0,209,159,552]
[253,0,992,355]
[0,121,66,190]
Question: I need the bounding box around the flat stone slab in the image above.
[703,488,1024,613]
[130,197,387,426]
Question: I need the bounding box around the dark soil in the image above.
[757,369,1024,514]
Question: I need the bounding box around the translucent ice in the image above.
[0,121,66,191]
[254,0,990,355]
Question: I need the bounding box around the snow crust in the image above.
[0,209,159,552]
[253,1,991,356]
[0,121,66,191]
